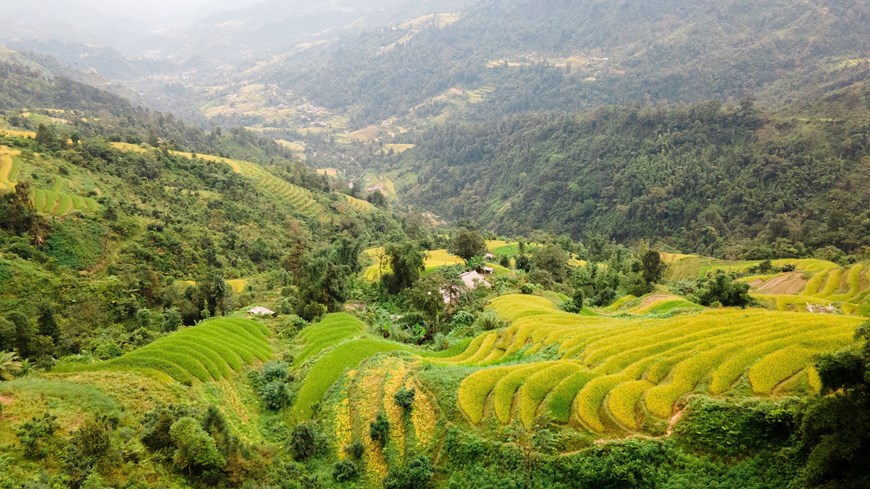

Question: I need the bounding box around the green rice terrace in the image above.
[0,145,98,216]
[57,318,273,384]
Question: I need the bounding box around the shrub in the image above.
[141,404,199,453]
[262,360,291,383]
[476,310,508,331]
[332,459,359,483]
[70,415,117,458]
[16,412,59,459]
[289,422,322,461]
[169,417,226,475]
[261,381,294,411]
[301,302,327,322]
[394,387,416,413]
[674,397,797,457]
[697,271,751,307]
[384,455,435,489]
[64,415,118,485]
[369,412,390,448]
[344,441,364,460]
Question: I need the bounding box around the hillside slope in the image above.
[388,102,870,256]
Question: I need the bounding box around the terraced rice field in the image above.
[187,153,322,217]
[109,143,322,217]
[31,188,98,215]
[664,253,869,315]
[749,263,869,314]
[384,144,415,154]
[0,146,98,215]
[325,356,439,485]
[662,254,838,281]
[290,314,414,421]
[345,195,375,212]
[604,294,705,315]
[0,147,22,191]
[0,129,37,139]
[449,295,861,434]
[362,248,465,282]
[226,279,249,294]
[68,318,272,384]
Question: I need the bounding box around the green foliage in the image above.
[169,416,227,476]
[0,181,45,242]
[332,459,360,483]
[369,411,390,448]
[384,455,435,489]
[63,415,118,486]
[640,251,666,287]
[141,404,199,453]
[301,302,328,322]
[250,361,296,411]
[0,350,21,380]
[800,322,870,488]
[532,245,569,284]
[697,271,751,308]
[16,412,59,459]
[397,101,869,256]
[394,387,416,413]
[289,422,323,461]
[674,397,798,457]
[344,440,364,460]
[44,217,105,270]
[383,240,425,294]
[449,229,488,262]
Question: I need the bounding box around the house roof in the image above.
[247,306,275,316]
[460,271,491,289]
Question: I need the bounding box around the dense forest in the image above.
[261,0,870,128]
[387,100,870,258]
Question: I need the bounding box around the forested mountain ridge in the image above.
[257,0,870,128]
[0,52,299,164]
[390,100,870,257]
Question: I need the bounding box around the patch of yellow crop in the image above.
[0,129,36,139]
[384,143,415,154]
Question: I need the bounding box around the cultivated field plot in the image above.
[0,146,98,215]
[362,247,466,282]
[448,295,862,434]
[65,318,272,384]
[323,356,439,486]
[109,143,323,217]
[0,147,22,191]
[752,263,870,315]
[289,313,414,421]
[345,195,375,212]
[663,253,870,315]
[178,152,323,217]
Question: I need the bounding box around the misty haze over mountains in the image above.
[0,0,463,59]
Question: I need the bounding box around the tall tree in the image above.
[448,229,488,263]
[801,322,870,488]
[383,241,425,294]
[640,250,667,286]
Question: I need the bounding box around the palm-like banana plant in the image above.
[0,351,22,381]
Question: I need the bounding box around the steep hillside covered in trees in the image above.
[391,100,870,257]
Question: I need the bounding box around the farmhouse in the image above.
[441,270,493,304]
[247,306,275,316]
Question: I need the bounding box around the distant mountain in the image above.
[152,0,466,63]
[257,0,870,127]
